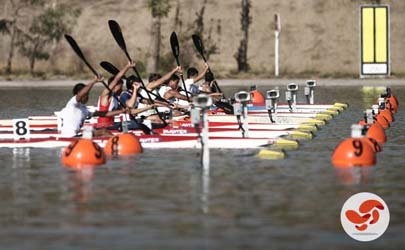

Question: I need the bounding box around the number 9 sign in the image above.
[12,119,30,140]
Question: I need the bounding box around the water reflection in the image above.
[361,86,386,109]
[334,166,374,185]
[201,165,210,214]
[65,166,95,203]
[12,148,31,168]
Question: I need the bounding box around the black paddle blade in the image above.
[108,20,131,60]
[170,31,180,59]
[64,34,98,76]
[100,61,120,75]
[192,34,205,58]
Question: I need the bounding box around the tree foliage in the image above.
[189,0,220,61]
[15,4,81,74]
[0,19,12,34]
[147,0,171,18]
[146,0,172,73]
[235,0,251,72]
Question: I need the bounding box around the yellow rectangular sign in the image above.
[360,5,389,76]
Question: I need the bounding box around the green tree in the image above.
[1,0,44,74]
[147,0,171,73]
[191,0,220,61]
[16,4,80,75]
[235,0,251,72]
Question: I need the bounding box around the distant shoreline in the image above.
[0,78,403,88]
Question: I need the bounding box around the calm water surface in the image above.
[0,84,404,250]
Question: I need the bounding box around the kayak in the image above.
[0,126,313,140]
[204,115,326,126]
[0,135,299,149]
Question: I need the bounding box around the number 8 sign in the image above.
[12,119,30,140]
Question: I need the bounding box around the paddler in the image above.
[184,63,209,95]
[119,77,157,129]
[119,66,184,128]
[134,66,183,123]
[60,75,129,137]
[96,61,135,128]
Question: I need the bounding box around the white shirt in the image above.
[184,78,194,92]
[60,96,91,137]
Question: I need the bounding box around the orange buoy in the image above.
[366,122,386,145]
[332,124,376,168]
[358,119,367,126]
[375,114,390,129]
[250,90,265,106]
[364,137,382,153]
[379,108,394,123]
[385,98,397,114]
[384,87,398,113]
[332,138,376,168]
[61,139,106,168]
[104,133,143,156]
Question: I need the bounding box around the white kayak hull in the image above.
[0,136,294,149]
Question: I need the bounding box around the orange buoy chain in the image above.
[332,87,397,168]
[61,126,143,169]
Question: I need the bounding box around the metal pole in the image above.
[242,103,249,138]
[274,13,281,77]
[202,110,210,170]
[275,30,279,77]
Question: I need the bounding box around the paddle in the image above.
[191,34,233,114]
[191,34,223,95]
[170,31,190,102]
[108,20,167,125]
[100,61,170,104]
[65,35,123,106]
[64,34,152,135]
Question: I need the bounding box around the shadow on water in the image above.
[0,85,404,249]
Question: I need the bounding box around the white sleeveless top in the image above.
[60,96,91,137]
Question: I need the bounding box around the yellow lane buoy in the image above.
[256,149,286,160]
[272,138,299,150]
[334,102,348,109]
[303,118,326,126]
[322,109,340,116]
[296,124,318,132]
[315,113,333,121]
[288,131,313,140]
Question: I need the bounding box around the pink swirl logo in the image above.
[341,192,389,241]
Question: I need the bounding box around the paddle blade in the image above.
[100,61,120,75]
[170,31,180,59]
[108,20,131,60]
[64,34,98,76]
[192,34,207,62]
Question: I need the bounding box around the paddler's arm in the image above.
[146,66,182,91]
[165,90,189,101]
[93,108,128,118]
[100,61,135,106]
[192,63,209,83]
[76,75,103,102]
[125,83,141,108]
[129,104,157,115]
